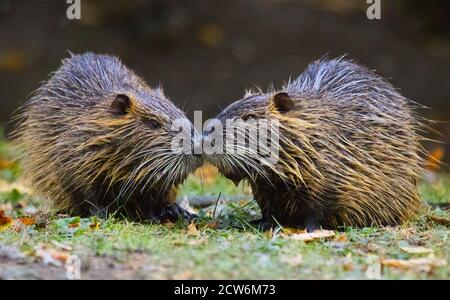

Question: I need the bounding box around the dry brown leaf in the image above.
[68,219,80,228]
[0,209,13,229]
[381,257,447,272]
[282,227,307,235]
[205,220,218,229]
[187,222,199,236]
[163,220,175,228]
[34,244,70,267]
[18,216,35,226]
[89,218,100,230]
[400,246,433,255]
[335,233,347,242]
[288,230,335,242]
[10,219,27,232]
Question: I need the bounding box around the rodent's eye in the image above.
[144,119,162,129]
[242,114,256,121]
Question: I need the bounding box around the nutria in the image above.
[10,52,201,222]
[205,58,425,230]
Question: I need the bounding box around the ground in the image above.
[0,135,449,280]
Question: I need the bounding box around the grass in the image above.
[0,130,449,279]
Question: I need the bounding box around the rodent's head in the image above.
[204,90,295,185]
[16,53,202,196]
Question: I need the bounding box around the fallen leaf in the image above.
[400,245,433,255]
[68,217,81,228]
[335,233,347,242]
[34,244,70,267]
[0,209,13,229]
[205,220,218,229]
[287,230,335,242]
[18,216,35,226]
[89,216,100,230]
[282,227,307,235]
[10,220,27,232]
[187,222,199,236]
[163,220,175,228]
[381,256,447,272]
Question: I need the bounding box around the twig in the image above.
[212,192,222,218]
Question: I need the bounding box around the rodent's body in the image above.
[207,58,424,230]
[11,53,201,221]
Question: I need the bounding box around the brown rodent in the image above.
[205,58,426,230]
[10,52,201,222]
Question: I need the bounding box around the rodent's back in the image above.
[283,59,423,226]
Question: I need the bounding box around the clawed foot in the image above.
[304,216,320,232]
[159,203,198,223]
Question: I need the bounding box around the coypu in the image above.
[205,58,425,230]
[10,52,201,222]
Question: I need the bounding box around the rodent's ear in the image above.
[111,94,131,115]
[270,92,294,113]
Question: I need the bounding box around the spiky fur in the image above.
[208,57,426,229]
[10,53,201,221]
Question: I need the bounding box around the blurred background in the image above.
[0,0,449,165]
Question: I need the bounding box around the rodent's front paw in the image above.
[159,203,198,223]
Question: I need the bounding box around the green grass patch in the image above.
[0,137,449,279]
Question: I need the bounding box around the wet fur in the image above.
[10,53,201,221]
[208,58,426,230]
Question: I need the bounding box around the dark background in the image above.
[0,0,449,163]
